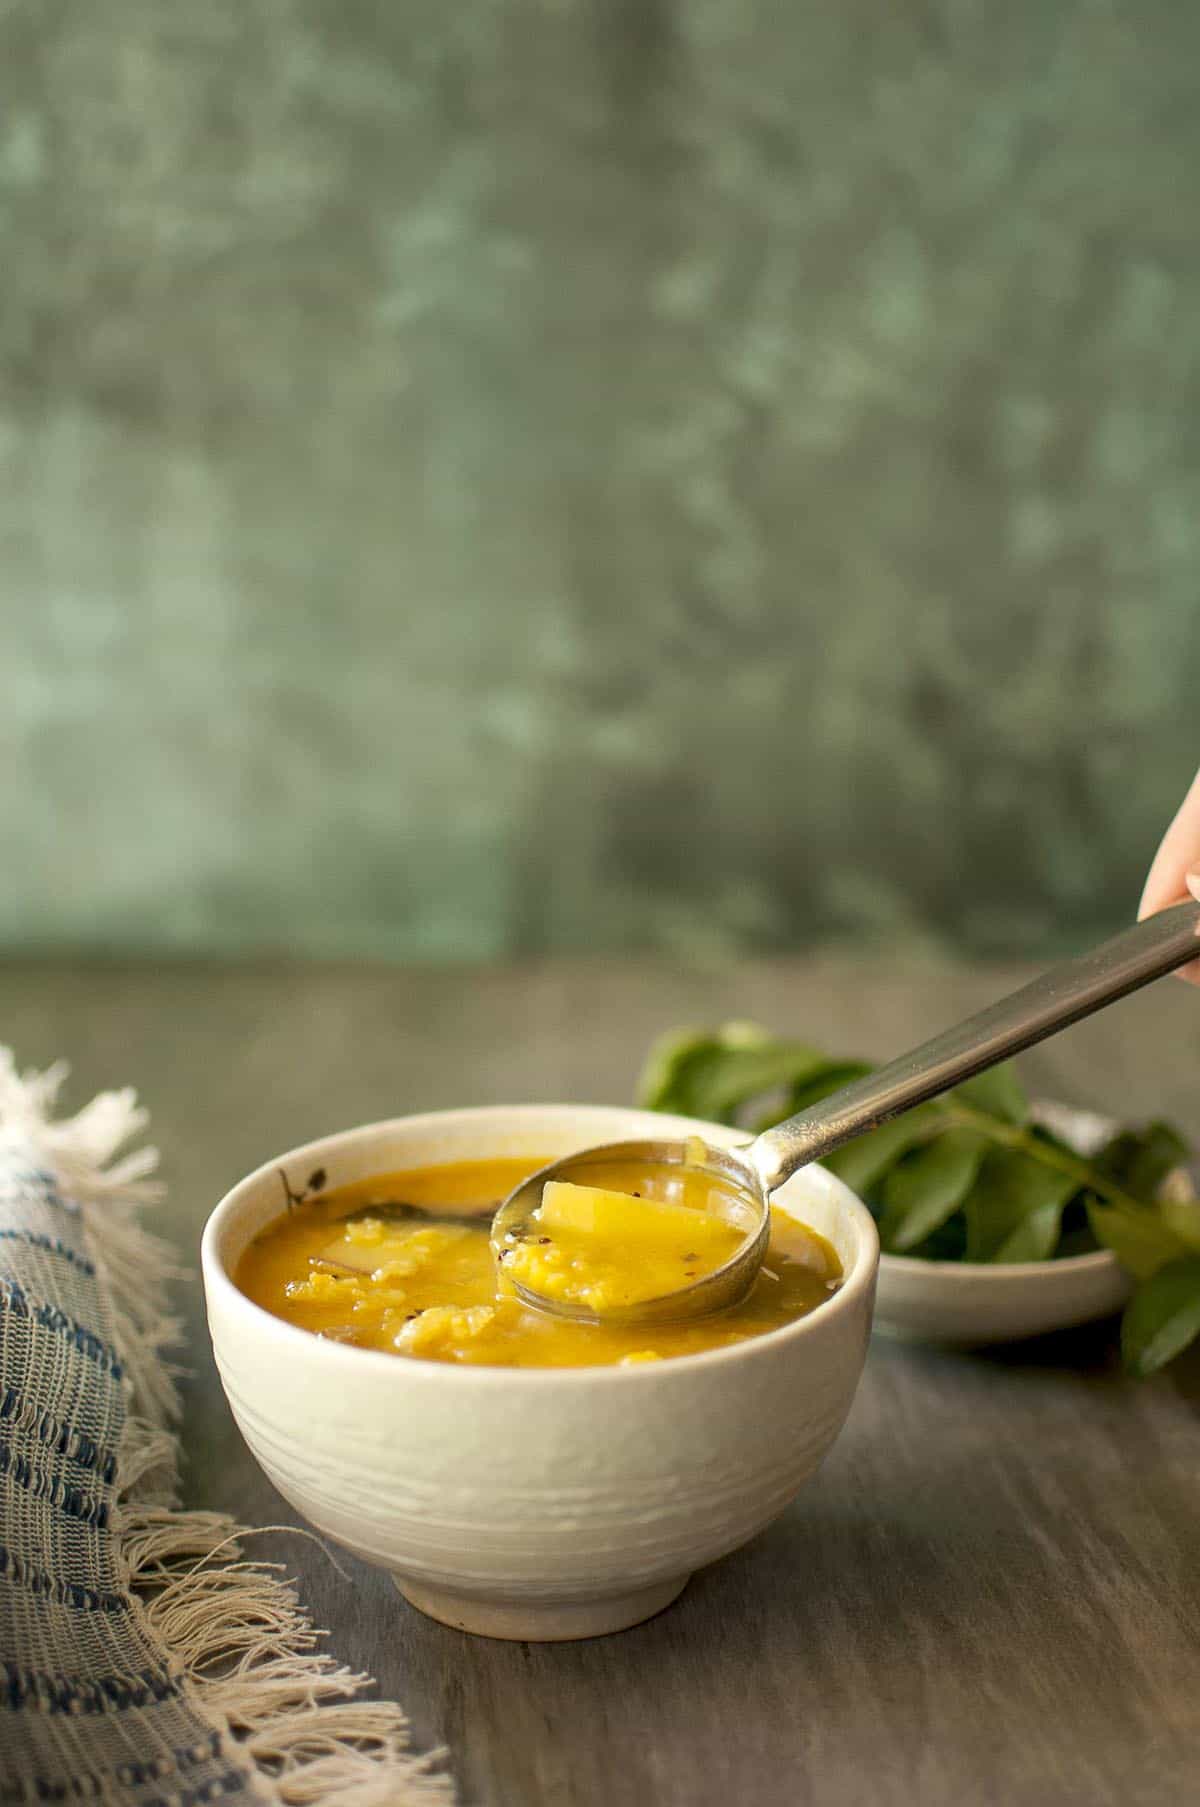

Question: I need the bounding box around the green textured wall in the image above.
[3,1,1199,962]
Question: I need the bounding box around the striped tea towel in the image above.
[0,1050,452,1806]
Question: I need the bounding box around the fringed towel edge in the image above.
[0,1049,454,1807]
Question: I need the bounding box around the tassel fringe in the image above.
[0,1048,454,1807]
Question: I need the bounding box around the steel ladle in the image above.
[490,901,1200,1325]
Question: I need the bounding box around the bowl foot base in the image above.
[393,1573,689,1641]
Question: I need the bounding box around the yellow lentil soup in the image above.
[236,1155,843,1368]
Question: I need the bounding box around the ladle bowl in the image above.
[490,1136,770,1325]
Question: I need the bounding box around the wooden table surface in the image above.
[7,956,1200,1807]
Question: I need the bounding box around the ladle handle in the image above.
[749,901,1200,1194]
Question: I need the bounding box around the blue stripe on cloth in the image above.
[0,1230,96,1276]
[0,1115,267,1807]
[140,1777,247,1807]
[0,1279,122,1379]
[0,1439,108,1528]
[0,1386,119,1481]
[1,1660,181,1713]
[111,1728,223,1782]
[0,1769,245,1807]
[0,1166,74,1213]
[0,1544,127,1612]
[0,1729,231,1801]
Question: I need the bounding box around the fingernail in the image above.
[1187,873,1200,903]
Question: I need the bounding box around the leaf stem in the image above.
[939,1101,1146,1215]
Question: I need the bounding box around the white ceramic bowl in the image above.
[874,1248,1130,1346]
[202,1104,878,1642]
[873,1103,1132,1346]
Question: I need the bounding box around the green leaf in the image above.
[951,1063,1028,1125]
[1056,1219,1102,1258]
[1121,1256,1200,1376]
[1094,1121,1192,1204]
[751,1061,873,1134]
[1087,1202,1194,1281]
[998,1202,1070,1263]
[1159,1188,1200,1253]
[823,1104,942,1200]
[964,1149,1078,1263]
[636,1023,759,1118]
[1085,1122,1198,1278]
[697,1045,841,1121]
[783,1061,874,1115]
[908,1214,969,1262]
[638,1022,864,1129]
[634,1023,783,1123]
[879,1129,989,1253]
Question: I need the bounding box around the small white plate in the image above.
[873,1103,1136,1346]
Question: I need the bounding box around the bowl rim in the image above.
[201,1102,880,1389]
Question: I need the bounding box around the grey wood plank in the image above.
[3,958,1200,1805]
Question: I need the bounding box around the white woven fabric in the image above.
[0,1051,453,1807]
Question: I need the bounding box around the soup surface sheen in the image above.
[236,1155,843,1368]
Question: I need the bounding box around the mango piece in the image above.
[539,1180,727,1246]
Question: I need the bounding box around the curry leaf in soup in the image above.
[950,1063,1029,1126]
[963,1149,1078,1264]
[1121,1256,1200,1377]
[878,1128,989,1254]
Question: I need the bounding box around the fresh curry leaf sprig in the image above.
[635,1022,1200,1377]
